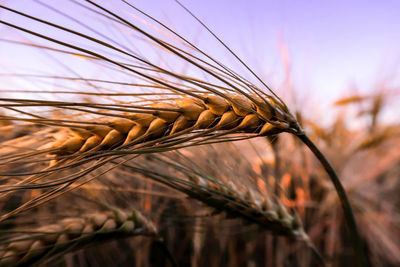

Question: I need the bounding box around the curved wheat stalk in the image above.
[0,1,366,265]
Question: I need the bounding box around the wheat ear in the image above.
[0,208,156,266]
[0,1,366,265]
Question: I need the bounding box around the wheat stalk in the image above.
[0,208,157,266]
[0,94,295,218]
[0,1,367,265]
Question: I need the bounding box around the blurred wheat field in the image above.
[0,1,399,267]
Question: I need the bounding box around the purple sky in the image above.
[0,0,399,110]
[146,0,400,100]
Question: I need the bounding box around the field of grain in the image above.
[0,1,399,266]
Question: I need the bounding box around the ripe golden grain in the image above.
[44,94,289,161]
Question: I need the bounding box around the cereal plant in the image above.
[1,1,398,266]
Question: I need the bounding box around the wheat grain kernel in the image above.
[203,95,229,115]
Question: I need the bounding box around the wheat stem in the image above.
[297,134,368,267]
